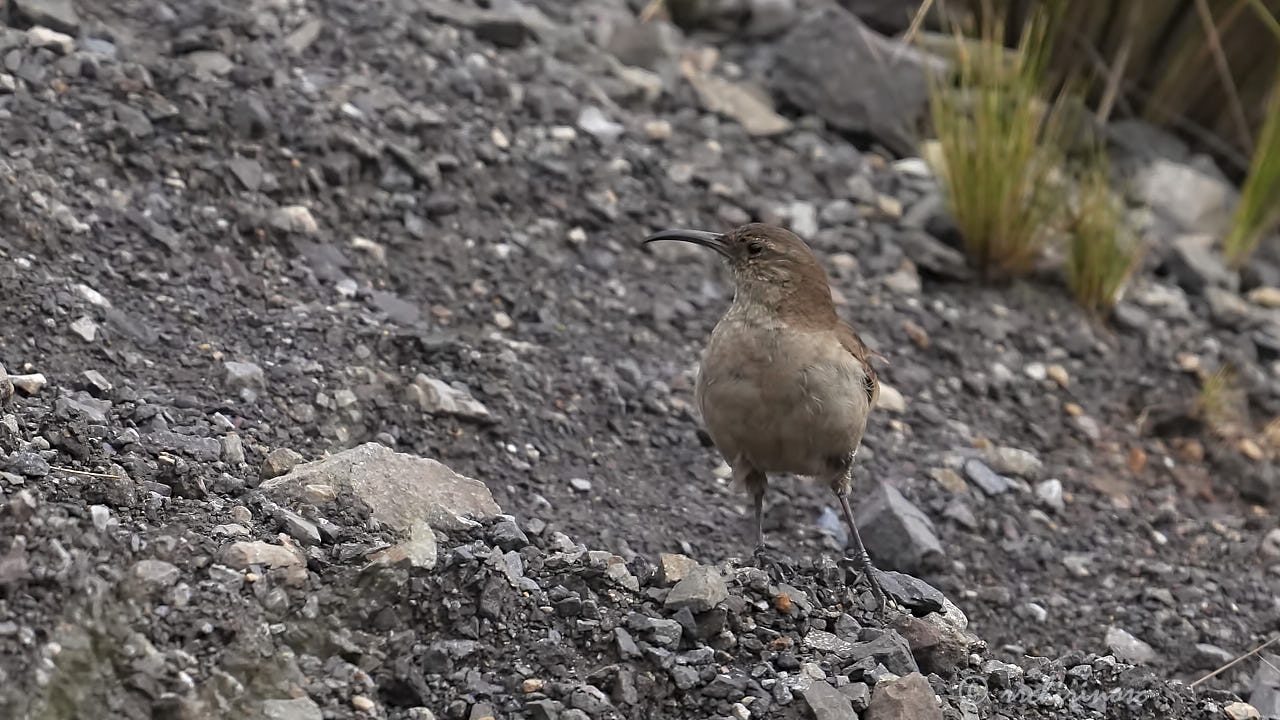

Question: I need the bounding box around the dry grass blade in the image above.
[1192,0,1253,154]
[1065,152,1144,317]
[1191,634,1280,688]
[638,0,666,22]
[1095,0,1142,125]
[924,4,1067,280]
[893,0,936,62]
[48,466,123,479]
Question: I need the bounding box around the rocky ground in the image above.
[2,0,1280,718]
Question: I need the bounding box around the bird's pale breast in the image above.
[695,312,871,478]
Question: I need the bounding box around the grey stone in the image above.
[873,570,945,617]
[26,26,73,55]
[13,0,81,34]
[744,0,798,36]
[607,19,681,72]
[114,103,152,137]
[855,482,943,574]
[1206,286,1253,327]
[6,452,49,477]
[0,364,11,407]
[664,566,728,612]
[226,158,263,191]
[224,361,265,390]
[983,659,1022,687]
[275,507,321,546]
[576,106,624,143]
[1035,479,1064,513]
[941,500,976,530]
[229,95,274,138]
[146,431,222,462]
[221,434,246,464]
[261,448,304,480]
[185,50,234,77]
[283,18,324,54]
[799,680,857,719]
[896,230,973,281]
[270,205,319,235]
[865,672,942,720]
[806,628,917,676]
[1194,643,1235,668]
[962,458,1010,496]
[82,370,112,395]
[410,374,492,421]
[261,697,323,720]
[788,201,819,240]
[1260,528,1280,559]
[685,69,791,137]
[889,599,972,677]
[68,311,97,339]
[983,446,1043,479]
[669,665,700,690]
[131,560,181,590]
[90,505,110,533]
[1131,159,1237,236]
[368,521,438,570]
[55,393,111,423]
[658,553,698,585]
[1249,652,1280,718]
[568,684,612,716]
[220,541,305,570]
[490,519,530,551]
[260,442,500,533]
[1165,234,1237,295]
[1105,626,1156,664]
[805,628,858,656]
[841,681,871,711]
[772,7,947,155]
[416,0,555,47]
[853,631,919,676]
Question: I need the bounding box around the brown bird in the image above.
[645,222,888,608]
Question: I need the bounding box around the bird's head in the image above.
[643,222,830,293]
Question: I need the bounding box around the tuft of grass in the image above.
[1224,75,1280,267]
[1195,365,1249,440]
[1064,152,1145,317]
[924,4,1070,280]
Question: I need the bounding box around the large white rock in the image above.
[260,442,500,532]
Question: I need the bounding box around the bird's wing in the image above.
[836,319,881,407]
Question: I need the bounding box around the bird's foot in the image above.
[751,544,791,581]
[843,554,891,616]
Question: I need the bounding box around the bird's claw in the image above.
[751,544,791,581]
[844,557,893,616]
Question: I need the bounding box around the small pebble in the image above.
[1024,362,1047,381]
[1047,364,1069,388]
[644,119,672,140]
[90,505,110,533]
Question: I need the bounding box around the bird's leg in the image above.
[743,469,788,578]
[831,462,888,614]
[752,484,767,556]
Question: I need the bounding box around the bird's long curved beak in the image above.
[643,229,730,258]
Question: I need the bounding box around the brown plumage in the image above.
[644,222,889,609]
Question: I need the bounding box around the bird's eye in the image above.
[746,241,764,256]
